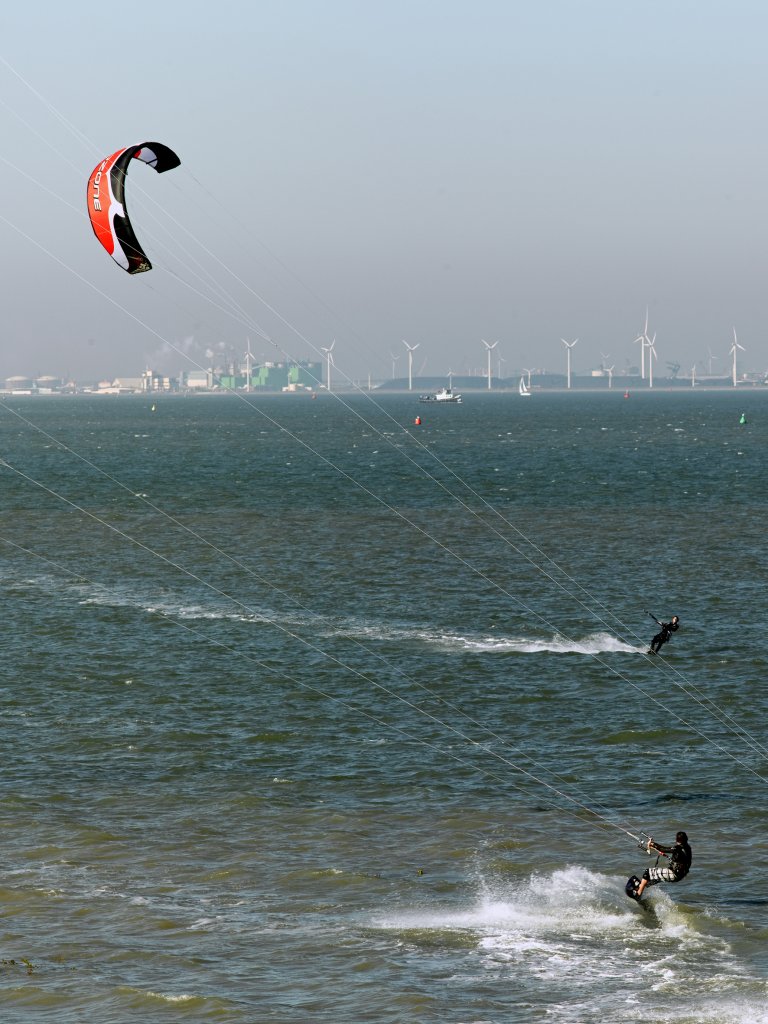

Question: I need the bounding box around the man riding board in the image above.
[627,831,692,901]
[648,613,679,655]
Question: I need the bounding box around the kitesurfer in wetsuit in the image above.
[632,831,692,899]
[649,614,679,655]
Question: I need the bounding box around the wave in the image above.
[331,624,641,654]
[425,629,641,655]
[373,866,765,1023]
[376,866,651,939]
[5,572,642,655]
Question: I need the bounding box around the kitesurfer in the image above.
[648,613,679,655]
[630,831,692,900]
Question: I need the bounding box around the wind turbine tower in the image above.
[403,339,419,391]
[321,340,335,393]
[244,338,254,393]
[482,339,498,390]
[730,328,745,387]
[634,309,649,380]
[389,351,400,382]
[561,338,578,389]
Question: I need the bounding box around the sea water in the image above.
[0,391,766,1023]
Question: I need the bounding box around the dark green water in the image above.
[0,392,766,1022]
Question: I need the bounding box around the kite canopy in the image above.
[87,142,181,274]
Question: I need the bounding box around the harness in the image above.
[668,844,691,880]
[639,834,691,880]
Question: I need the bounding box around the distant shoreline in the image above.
[1,382,766,398]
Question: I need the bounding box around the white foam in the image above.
[13,572,644,658]
[377,866,635,941]
[321,618,641,655]
[358,628,640,655]
[373,864,746,1010]
[128,989,197,1004]
[699,1003,768,1024]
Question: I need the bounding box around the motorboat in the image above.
[421,387,462,403]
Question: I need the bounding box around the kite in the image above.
[87,142,180,274]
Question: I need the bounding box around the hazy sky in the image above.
[2,0,768,382]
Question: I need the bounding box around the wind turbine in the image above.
[389,350,400,382]
[707,347,718,376]
[482,338,498,390]
[323,342,337,393]
[690,363,696,388]
[605,364,614,389]
[244,337,254,393]
[497,353,505,380]
[634,309,649,380]
[646,333,657,388]
[402,339,419,391]
[730,328,745,387]
[561,338,578,389]
[447,368,454,389]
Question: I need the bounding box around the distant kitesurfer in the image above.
[627,831,692,901]
[648,613,679,655]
